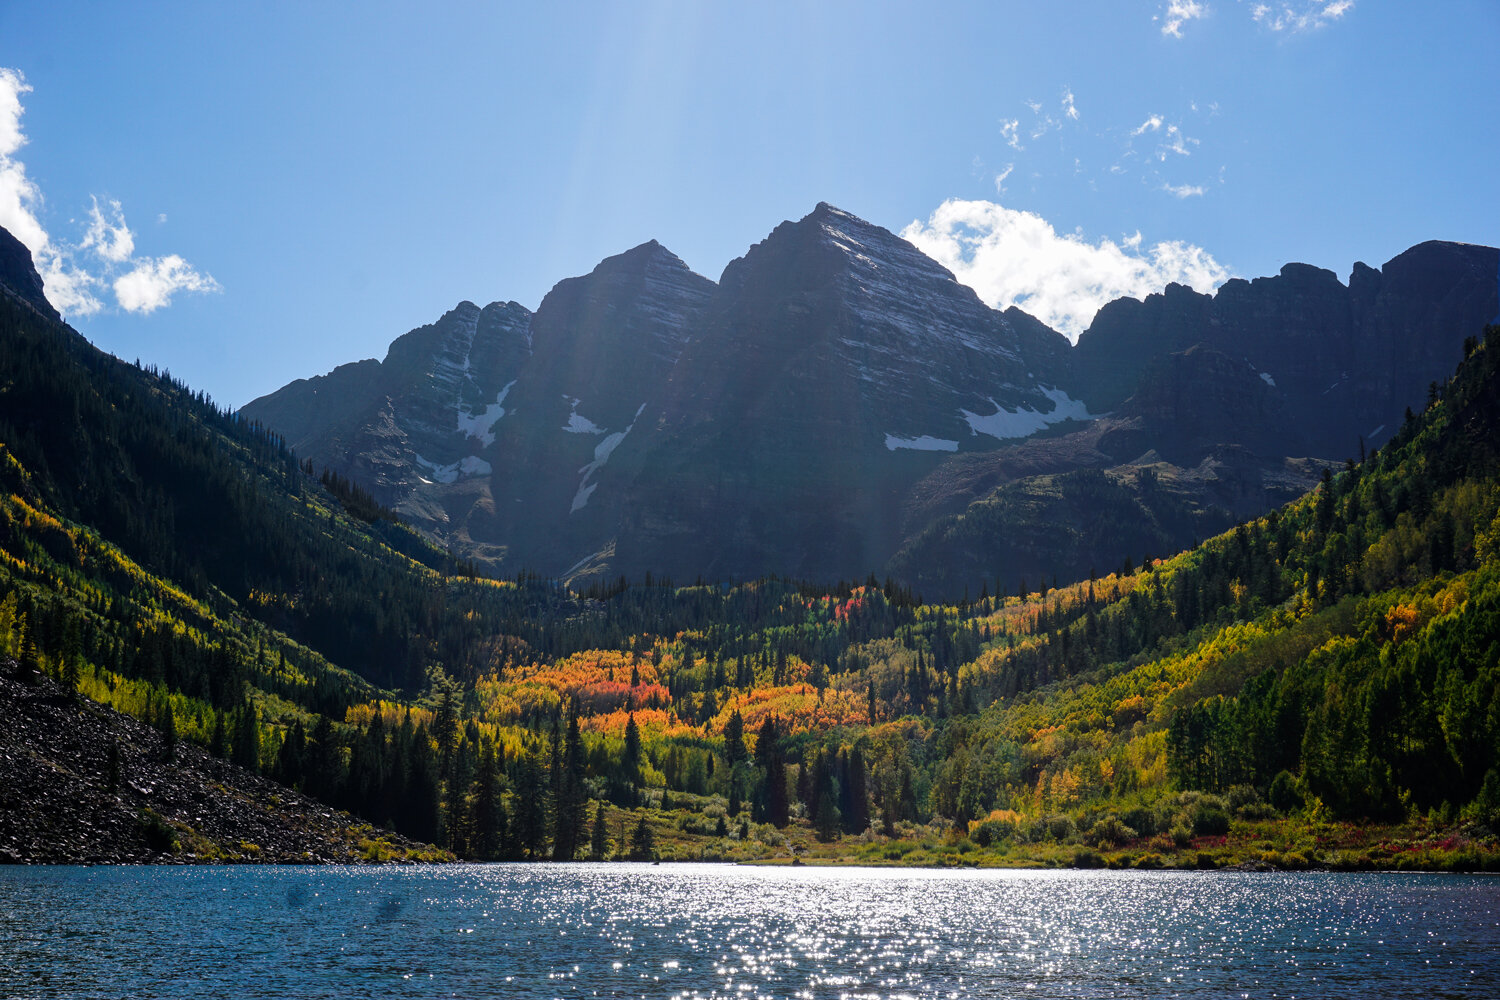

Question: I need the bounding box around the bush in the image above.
[1169,823,1193,848]
[1226,785,1261,811]
[1072,847,1105,869]
[1461,769,1500,829]
[1269,771,1304,813]
[1090,814,1137,849]
[970,817,1016,847]
[1191,804,1231,837]
[139,809,179,854]
[1121,806,1157,837]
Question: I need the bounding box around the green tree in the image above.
[589,801,611,860]
[628,812,655,861]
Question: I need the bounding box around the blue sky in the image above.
[1,1,1496,406]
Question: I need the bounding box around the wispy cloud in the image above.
[1159,124,1198,159]
[0,67,218,318]
[1062,88,1079,121]
[903,199,1231,340]
[1160,0,1209,37]
[993,164,1015,194]
[80,198,136,263]
[1131,115,1165,137]
[1162,182,1207,198]
[1000,118,1023,150]
[1251,1,1354,32]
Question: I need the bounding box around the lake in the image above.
[2,864,1497,998]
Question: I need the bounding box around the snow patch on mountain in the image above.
[456,380,516,445]
[562,397,606,434]
[884,434,959,452]
[571,403,647,513]
[961,387,1092,441]
[414,453,493,485]
[1259,372,1276,387]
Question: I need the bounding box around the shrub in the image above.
[1121,806,1157,837]
[1191,804,1231,837]
[1226,785,1261,811]
[139,810,179,854]
[1269,771,1304,813]
[1072,847,1105,869]
[1090,814,1137,849]
[1169,823,1193,848]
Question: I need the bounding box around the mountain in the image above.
[599,203,1076,583]
[245,207,1498,594]
[246,204,1082,585]
[1072,241,1500,458]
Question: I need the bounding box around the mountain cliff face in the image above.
[1073,241,1500,458]
[0,226,59,322]
[602,204,1077,583]
[243,207,1499,596]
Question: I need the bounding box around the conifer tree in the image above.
[470,743,506,861]
[552,703,587,860]
[723,709,747,767]
[628,812,655,861]
[589,801,611,860]
[157,694,177,762]
[232,704,260,773]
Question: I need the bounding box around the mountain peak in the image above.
[0,225,60,322]
[592,239,695,278]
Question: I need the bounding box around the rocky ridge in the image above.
[242,207,1500,596]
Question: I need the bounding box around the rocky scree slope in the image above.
[0,659,444,864]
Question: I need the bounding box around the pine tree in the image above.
[552,704,587,860]
[812,749,840,840]
[471,743,505,860]
[628,812,655,861]
[589,801,611,860]
[623,712,641,780]
[157,694,177,763]
[232,704,260,773]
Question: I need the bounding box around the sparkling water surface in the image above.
[2,864,1497,998]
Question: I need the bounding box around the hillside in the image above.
[0,657,444,864]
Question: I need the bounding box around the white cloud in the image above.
[1162,182,1207,198]
[114,255,220,313]
[80,197,135,263]
[1161,0,1209,37]
[1062,88,1079,121]
[1252,0,1354,32]
[0,68,28,158]
[1131,115,1165,136]
[902,199,1231,340]
[0,67,217,319]
[1000,118,1023,150]
[993,163,1015,194]
[1161,124,1198,158]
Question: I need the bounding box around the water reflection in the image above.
[1,864,1497,998]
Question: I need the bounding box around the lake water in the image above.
[2,864,1497,998]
